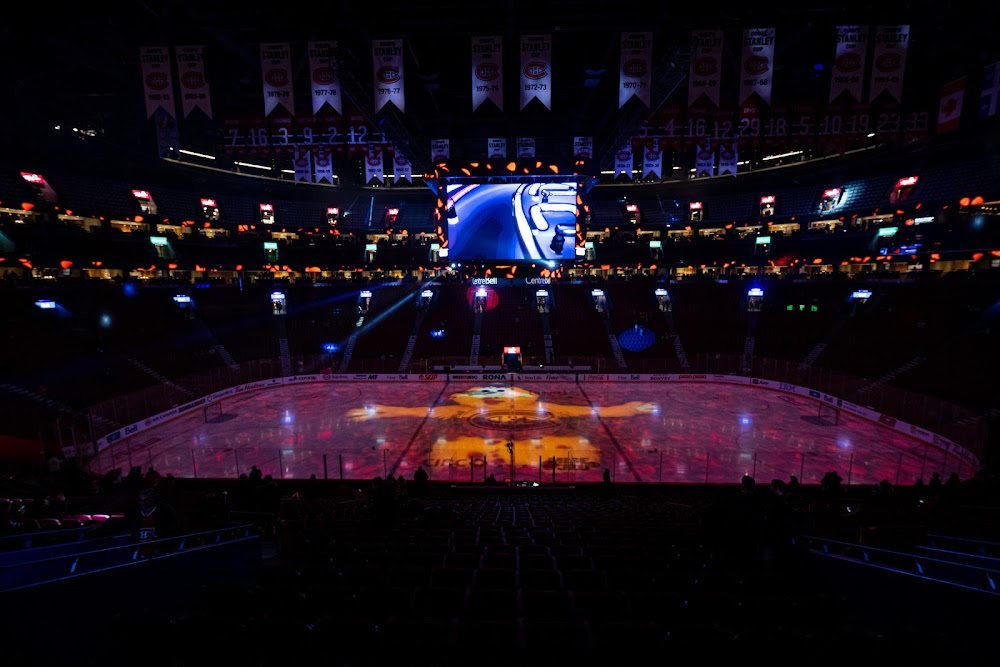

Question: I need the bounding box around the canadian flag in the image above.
[937,77,966,134]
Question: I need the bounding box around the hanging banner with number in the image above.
[472,36,503,111]
[140,46,176,119]
[619,32,651,109]
[520,34,552,110]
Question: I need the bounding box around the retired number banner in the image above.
[472,36,503,111]
[520,34,552,110]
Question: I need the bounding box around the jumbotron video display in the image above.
[442,181,582,262]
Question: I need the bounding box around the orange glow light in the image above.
[60,260,72,269]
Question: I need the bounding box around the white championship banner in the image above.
[619,32,652,108]
[869,25,909,104]
[739,28,776,106]
[293,146,312,183]
[365,144,385,184]
[695,142,715,177]
[260,42,294,116]
[313,145,334,184]
[520,34,552,110]
[829,26,868,103]
[488,137,507,158]
[472,35,503,111]
[308,41,342,114]
[393,150,412,183]
[615,145,633,178]
[642,139,662,180]
[431,138,450,163]
[688,30,723,108]
[140,46,176,119]
[516,137,535,158]
[175,45,211,119]
[373,38,404,113]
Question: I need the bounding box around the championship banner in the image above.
[140,46,176,119]
[869,25,909,104]
[937,77,966,135]
[260,43,294,116]
[642,138,662,180]
[365,144,385,184]
[175,45,211,119]
[688,30,723,108]
[516,137,535,158]
[313,145,334,184]
[614,144,634,178]
[619,31,652,109]
[520,34,552,110]
[573,136,593,159]
[487,137,507,158]
[308,41,342,115]
[293,146,312,183]
[472,36,503,111]
[979,60,1000,119]
[694,141,715,177]
[431,138,450,162]
[393,150,412,183]
[373,39,405,113]
[829,26,868,103]
[718,138,738,177]
[739,28,776,106]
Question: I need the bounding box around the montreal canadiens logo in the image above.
[693,57,717,76]
[698,149,712,160]
[476,63,499,81]
[145,72,169,90]
[265,69,289,87]
[875,53,901,71]
[744,56,769,75]
[835,53,861,72]
[616,150,631,161]
[377,66,400,83]
[367,153,382,166]
[623,59,646,77]
[394,154,408,166]
[313,66,336,85]
[523,62,547,79]
[645,150,659,160]
[181,71,204,89]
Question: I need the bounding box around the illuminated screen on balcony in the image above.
[441,181,582,262]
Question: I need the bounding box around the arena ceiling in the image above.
[3,2,997,167]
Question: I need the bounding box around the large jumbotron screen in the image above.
[441,180,583,262]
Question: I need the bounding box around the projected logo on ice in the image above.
[347,386,654,472]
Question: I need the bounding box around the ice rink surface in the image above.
[89,380,970,486]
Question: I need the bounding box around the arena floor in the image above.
[87,380,970,486]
